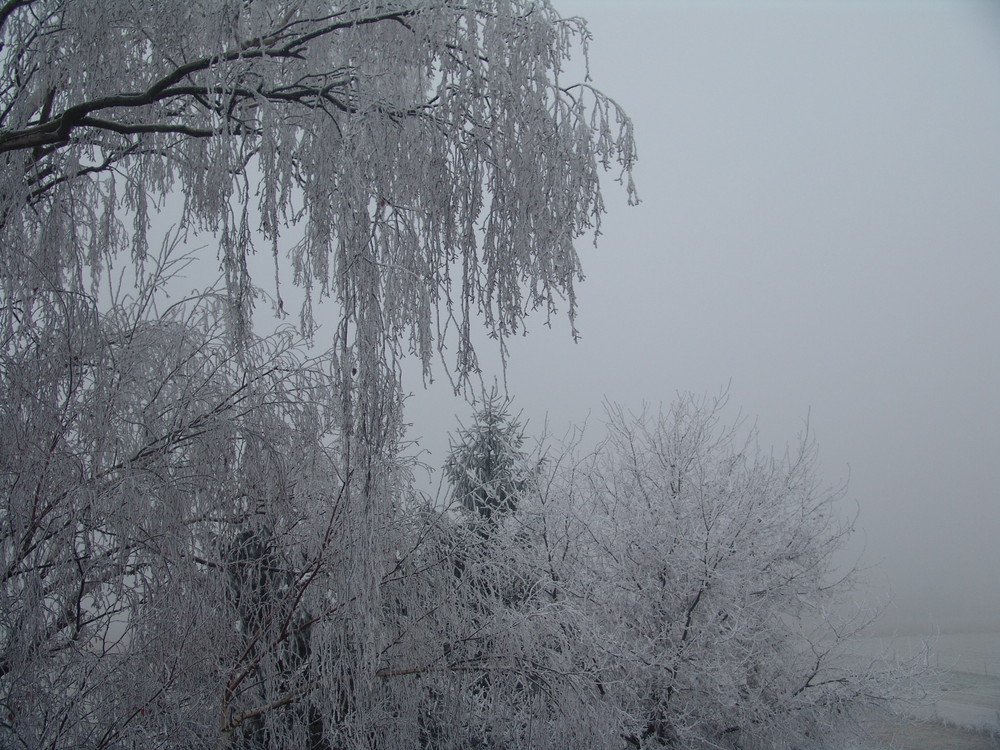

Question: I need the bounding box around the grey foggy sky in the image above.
[403,0,1000,632]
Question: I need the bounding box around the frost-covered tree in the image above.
[0,4,636,745]
[530,395,918,750]
[376,502,623,749]
[0,248,595,747]
[0,253,384,748]
[372,409,621,750]
[0,0,635,365]
[444,391,539,527]
[1,0,634,700]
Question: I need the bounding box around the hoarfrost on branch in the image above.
[0,0,636,381]
[0,1,640,747]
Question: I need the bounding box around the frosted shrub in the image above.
[530,395,919,749]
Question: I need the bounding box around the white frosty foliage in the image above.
[443,391,539,524]
[0,0,636,381]
[523,395,921,750]
[0,6,637,745]
[0,253,432,748]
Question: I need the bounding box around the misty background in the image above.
[400,0,1000,634]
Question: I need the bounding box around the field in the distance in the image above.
[853,631,1000,749]
[865,717,999,750]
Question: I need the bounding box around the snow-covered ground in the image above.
[851,631,1000,748]
[854,631,1000,731]
[863,718,1000,750]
